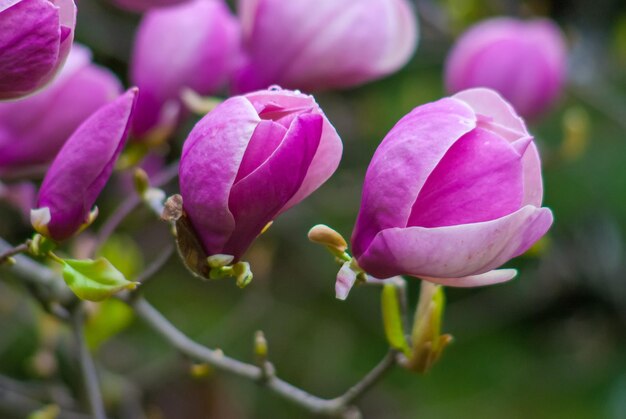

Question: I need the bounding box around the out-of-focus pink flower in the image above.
[179,87,343,260]
[0,0,77,100]
[130,0,240,139]
[233,0,418,93]
[0,44,122,175]
[445,17,567,119]
[31,89,138,242]
[0,181,36,222]
[111,0,189,13]
[350,88,553,287]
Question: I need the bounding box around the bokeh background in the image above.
[2,0,626,417]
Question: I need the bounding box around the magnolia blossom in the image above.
[350,88,553,288]
[130,0,240,139]
[31,89,138,242]
[179,88,343,260]
[0,44,122,174]
[0,0,77,100]
[445,17,567,119]
[233,0,418,93]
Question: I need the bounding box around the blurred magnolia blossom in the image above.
[0,0,76,100]
[0,44,122,176]
[130,0,241,141]
[445,17,567,119]
[179,87,343,267]
[31,89,138,242]
[349,88,553,290]
[111,0,190,13]
[232,0,418,93]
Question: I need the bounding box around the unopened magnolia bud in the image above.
[308,224,348,252]
[560,106,590,162]
[254,330,268,360]
[33,89,137,242]
[133,168,150,196]
[190,363,213,378]
[404,281,452,374]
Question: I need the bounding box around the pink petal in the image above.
[244,89,343,215]
[234,120,287,183]
[454,88,543,206]
[0,44,122,169]
[357,205,553,279]
[420,269,517,287]
[233,0,417,92]
[130,0,240,137]
[223,113,322,258]
[335,261,357,300]
[179,96,260,255]
[351,97,476,258]
[408,127,524,228]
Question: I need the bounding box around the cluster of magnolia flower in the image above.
[0,0,566,299]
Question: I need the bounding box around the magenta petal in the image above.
[234,120,287,183]
[0,0,60,99]
[408,127,524,228]
[223,113,322,258]
[357,205,553,279]
[244,89,343,214]
[35,89,137,241]
[179,97,260,255]
[351,97,476,258]
[420,269,517,288]
[454,88,543,206]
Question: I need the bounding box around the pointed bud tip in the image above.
[30,207,51,237]
[207,254,235,268]
[308,224,348,252]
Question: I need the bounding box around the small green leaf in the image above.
[381,283,411,356]
[61,257,137,302]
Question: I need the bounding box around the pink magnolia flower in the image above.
[31,89,138,242]
[0,44,122,175]
[130,0,240,139]
[233,0,418,93]
[179,88,343,260]
[0,0,77,100]
[111,0,189,13]
[350,88,553,287]
[445,17,567,119]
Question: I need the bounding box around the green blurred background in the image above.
[2,0,626,417]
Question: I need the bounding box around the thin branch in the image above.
[131,296,397,417]
[134,244,174,286]
[71,306,107,419]
[0,242,28,264]
[330,350,398,408]
[2,236,398,417]
[94,161,179,252]
[0,238,71,302]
